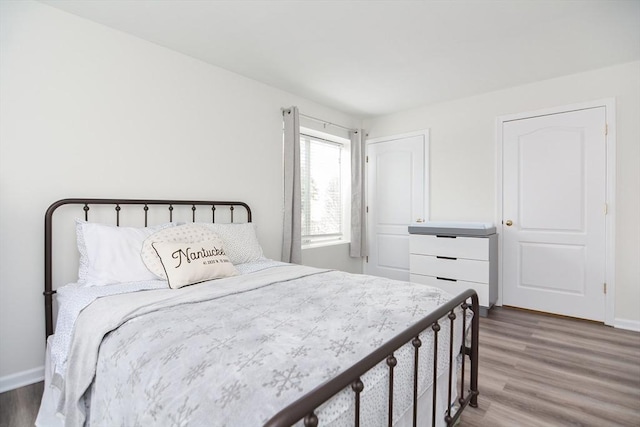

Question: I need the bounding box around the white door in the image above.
[365,133,426,280]
[502,107,606,321]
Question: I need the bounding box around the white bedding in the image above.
[50,259,286,381]
[40,262,468,427]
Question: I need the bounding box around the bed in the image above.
[36,198,479,427]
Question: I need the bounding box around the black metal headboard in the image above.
[44,198,252,337]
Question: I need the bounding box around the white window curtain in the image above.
[282,106,302,264]
[350,129,367,258]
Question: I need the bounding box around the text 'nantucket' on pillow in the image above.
[152,239,238,289]
[142,223,220,279]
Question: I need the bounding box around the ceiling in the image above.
[40,0,640,118]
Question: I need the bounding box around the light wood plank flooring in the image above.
[0,381,43,427]
[459,307,640,426]
[1,307,638,426]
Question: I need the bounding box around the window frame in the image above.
[299,128,351,248]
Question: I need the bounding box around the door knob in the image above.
[416,218,424,223]
[505,220,513,226]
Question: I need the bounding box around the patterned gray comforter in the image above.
[58,264,464,427]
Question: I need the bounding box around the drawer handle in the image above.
[436,235,456,239]
[436,277,457,282]
[436,256,457,260]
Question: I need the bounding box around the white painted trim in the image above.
[498,99,614,123]
[0,366,44,393]
[603,100,616,327]
[366,129,430,144]
[495,98,616,325]
[495,118,504,307]
[614,318,640,332]
[302,239,350,250]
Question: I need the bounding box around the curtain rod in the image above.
[281,108,358,133]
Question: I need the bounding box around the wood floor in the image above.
[459,307,640,426]
[1,307,638,427]
[0,381,43,427]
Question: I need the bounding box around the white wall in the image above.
[364,61,640,326]
[0,1,360,385]
[302,243,362,274]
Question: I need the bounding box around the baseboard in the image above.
[614,318,640,332]
[0,366,44,393]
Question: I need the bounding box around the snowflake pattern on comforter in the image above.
[64,265,464,427]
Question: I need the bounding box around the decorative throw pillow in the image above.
[152,239,238,289]
[76,220,175,286]
[141,224,219,279]
[199,223,264,264]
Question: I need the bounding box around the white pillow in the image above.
[152,239,238,289]
[199,223,264,264]
[141,224,220,279]
[76,220,175,286]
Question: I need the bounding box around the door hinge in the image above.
[365,256,369,263]
[366,156,369,163]
[605,123,608,136]
[604,203,608,215]
[604,283,607,294]
[366,206,369,213]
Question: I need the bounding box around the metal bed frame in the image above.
[265,288,479,427]
[43,198,479,427]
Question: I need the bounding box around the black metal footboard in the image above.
[264,290,479,427]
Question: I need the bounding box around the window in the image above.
[300,131,350,246]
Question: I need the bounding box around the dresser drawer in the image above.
[409,234,489,260]
[410,274,489,307]
[410,254,489,283]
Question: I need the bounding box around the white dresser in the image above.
[409,223,498,316]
